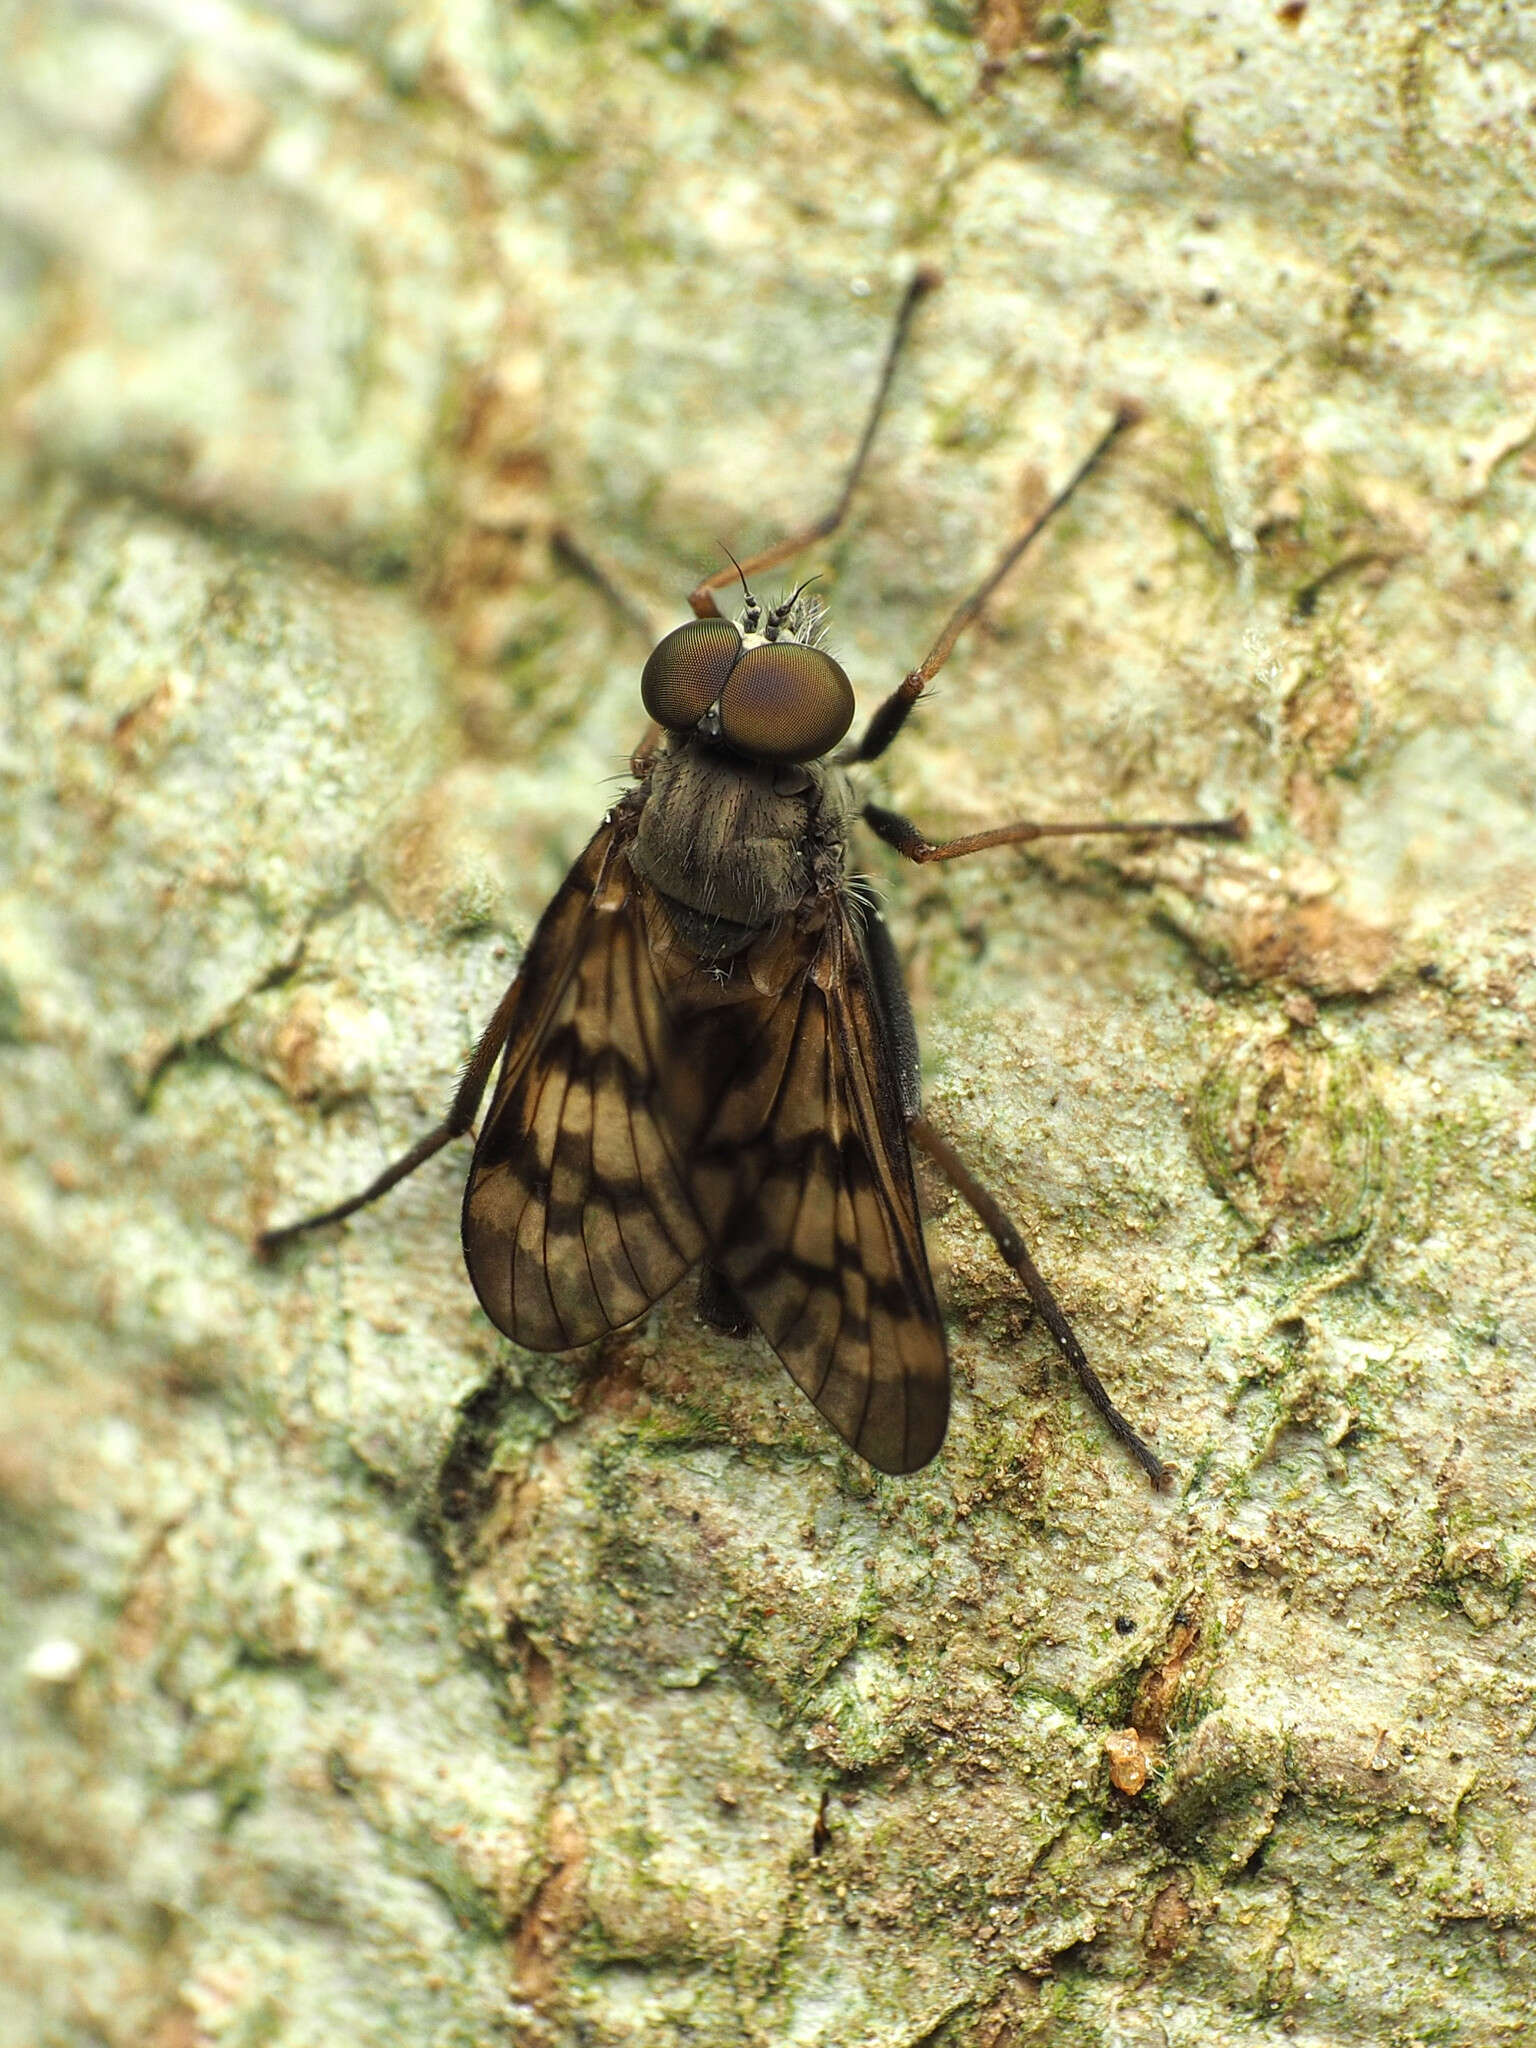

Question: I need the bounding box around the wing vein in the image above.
[578,916,630,1322]
[797,999,843,1381]
[610,919,657,1310]
[688,896,947,1473]
[624,907,691,1262]
[549,1028,584,1346]
[463,815,704,1352]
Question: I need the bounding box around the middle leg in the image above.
[862,801,1247,863]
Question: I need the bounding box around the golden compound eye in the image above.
[640,618,743,730]
[717,643,856,764]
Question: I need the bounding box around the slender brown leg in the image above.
[909,1115,1171,1490]
[255,970,526,1259]
[687,268,942,621]
[548,532,670,775]
[842,404,1142,765]
[551,530,666,777]
[552,528,658,645]
[863,800,1248,863]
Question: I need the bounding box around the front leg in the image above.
[838,404,1142,767]
[686,269,941,622]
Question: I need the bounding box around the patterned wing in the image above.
[658,900,949,1475]
[461,816,707,1349]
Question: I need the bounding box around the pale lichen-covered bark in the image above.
[3,3,1534,2043]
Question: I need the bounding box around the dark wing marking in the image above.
[461,811,945,1472]
[656,900,949,1475]
[461,815,706,1349]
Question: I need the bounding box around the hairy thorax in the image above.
[629,741,848,957]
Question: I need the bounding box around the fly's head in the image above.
[639,581,854,767]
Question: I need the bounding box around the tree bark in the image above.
[3,3,1534,2042]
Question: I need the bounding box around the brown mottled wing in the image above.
[461,815,706,1348]
[660,899,949,1475]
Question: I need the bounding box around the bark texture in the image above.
[3,3,1534,2042]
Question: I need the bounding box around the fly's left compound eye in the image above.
[641,618,743,731]
[717,643,855,764]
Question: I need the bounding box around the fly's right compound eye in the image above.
[640,618,743,731]
[717,642,855,763]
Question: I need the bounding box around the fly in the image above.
[258,270,1244,1483]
